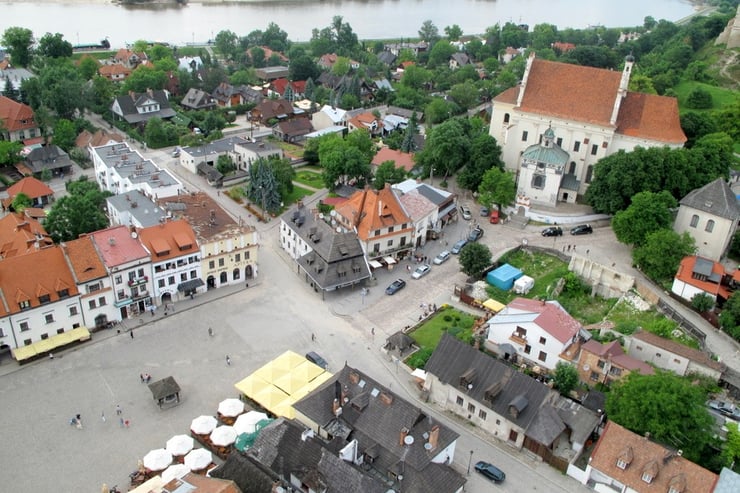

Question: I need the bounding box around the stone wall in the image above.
[568,255,635,298]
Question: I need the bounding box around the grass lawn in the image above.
[294,168,325,189]
[558,294,618,325]
[673,80,740,113]
[281,184,315,207]
[410,307,478,351]
[266,138,305,158]
[486,249,570,303]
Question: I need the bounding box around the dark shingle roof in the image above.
[679,178,740,220]
[112,89,175,124]
[209,451,277,493]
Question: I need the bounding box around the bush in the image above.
[686,87,713,109]
[406,347,433,369]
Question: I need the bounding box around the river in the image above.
[1,0,698,47]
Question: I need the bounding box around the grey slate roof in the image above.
[679,177,740,220]
[107,190,167,227]
[25,145,74,173]
[715,467,740,493]
[180,88,216,110]
[377,51,397,66]
[209,451,277,493]
[112,89,176,124]
[250,418,388,493]
[292,365,465,493]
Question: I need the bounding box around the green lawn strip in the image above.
[293,169,325,189]
[673,80,740,113]
[410,307,477,351]
[282,184,315,207]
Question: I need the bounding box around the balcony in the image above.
[509,333,527,345]
[128,276,148,287]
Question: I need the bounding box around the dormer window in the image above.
[641,472,653,484]
[616,459,628,469]
[19,300,31,310]
[616,446,632,470]
[38,294,51,304]
[641,460,658,484]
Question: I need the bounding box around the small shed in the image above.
[486,263,523,290]
[514,275,535,294]
[148,376,182,409]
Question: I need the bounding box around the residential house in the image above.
[237,85,264,105]
[0,95,39,143]
[0,211,52,258]
[382,114,408,134]
[371,147,415,174]
[107,190,168,229]
[393,179,458,232]
[255,66,290,82]
[273,118,313,142]
[208,452,277,493]
[394,188,438,249]
[311,104,347,131]
[62,236,119,329]
[180,88,217,111]
[113,48,147,68]
[626,329,725,381]
[75,129,124,155]
[671,255,734,306]
[334,185,414,261]
[247,418,389,493]
[232,139,283,172]
[211,82,241,108]
[674,178,740,261]
[387,105,423,123]
[384,42,429,57]
[177,56,203,72]
[0,246,83,348]
[449,52,471,70]
[91,142,182,199]
[714,468,740,493]
[111,89,176,126]
[583,420,718,493]
[267,78,306,102]
[98,63,131,82]
[23,145,75,176]
[577,340,654,387]
[518,127,575,206]
[318,53,360,71]
[178,136,252,175]
[377,50,398,66]
[89,226,154,319]
[162,192,259,289]
[292,364,466,493]
[138,219,203,303]
[489,53,686,202]
[2,176,54,209]
[0,66,34,93]
[500,47,523,64]
[551,42,576,54]
[425,334,600,463]
[280,202,371,295]
[347,112,384,137]
[486,298,583,371]
[250,98,295,125]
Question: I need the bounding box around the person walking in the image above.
[130,330,134,339]
[101,411,106,423]
[226,355,231,366]
[208,327,213,337]
[116,404,122,416]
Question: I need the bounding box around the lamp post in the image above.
[429,167,436,184]
[259,185,267,222]
[467,450,474,476]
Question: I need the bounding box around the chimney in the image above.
[146,88,154,98]
[129,91,136,101]
[349,371,360,385]
[379,392,394,406]
[428,425,440,449]
[399,427,408,446]
[271,481,281,493]
[341,385,349,404]
[332,398,340,415]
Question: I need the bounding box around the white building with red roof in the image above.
[0,95,39,143]
[489,53,686,202]
[486,297,583,371]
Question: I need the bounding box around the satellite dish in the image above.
[319,213,325,220]
[131,232,138,239]
[404,435,414,446]
[330,210,337,217]
[336,227,342,233]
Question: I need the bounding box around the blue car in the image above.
[451,239,468,254]
[385,278,407,295]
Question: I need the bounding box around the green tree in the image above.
[216,155,236,176]
[721,421,740,469]
[686,87,713,109]
[331,57,351,76]
[44,177,111,242]
[415,118,470,178]
[418,20,440,44]
[612,191,677,246]
[444,24,463,41]
[500,22,528,48]
[267,155,296,196]
[2,27,34,67]
[478,167,516,211]
[628,74,657,94]
[78,55,100,81]
[318,134,372,190]
[458,241,492,277]
[605,371,714,464]
[373,161,407,189]
[719,291,740,341]
[457,133,504,191]
[122,65,168,93]
[424,98,455,125]
[680,112,718,148]
[52,119,77,152]
[215,30,240,60]
[10,192,32,212]
[247,159,282,215]
[552,362,579,396]
[632,230,695,284]
[427,40,456,68]
[37,32,73,59]
[691,293,714,313]
[400,112,419,153]
[448,81,479,110]
[0,140,23,166]
[531,23,558,50]
[289,55,320,82]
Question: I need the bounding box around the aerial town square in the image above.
[1,1,740,492]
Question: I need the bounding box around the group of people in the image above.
[139,373,152,383]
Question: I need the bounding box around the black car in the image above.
[475,461,505,482]
[468,226,484,242]
[542,226,563,237]
[385,278,407,295]
[305,351,329,370]
[570,224,593,235]
[451,239,468,254]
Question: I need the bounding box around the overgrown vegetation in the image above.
[407,306,477,368]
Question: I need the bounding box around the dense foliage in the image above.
[44,177,111,242]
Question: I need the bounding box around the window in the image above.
[245,251,250,260]
[706,219,715,232]
[45,314,55,324]
[180,273,187,282]
[573,141,581,152]
[158,279,165,288]
[524,344,531,354]
[128,271,135,281]
[690,214,699,228]
[539,336,546,345]
[40,333,49,340]
[69,306,78,316]
[23,338,32,345]
[641,473,653,484]
[656,353,662,358]
[235,253,241,262]
[568,161,576,174]
[503,113,510,124]
[117,289,125,300]
[98,297,106,306]
[456,396,464,406]
[20,321,29,332]
[374,229,381,237]
[388,226,394,233]
[531,174,545,189]
[115,275,122,285]
[538,351,547,362]
[400,236,407,246]
[387,240,393,247]
[233,269,240,280]
[590,371,600,381]
[89,300,97,309]
[495,419,501,425]
[190,270,197,279]
[585,165,594,184]
[168,276,175,285]
[467,403,475,413]
[521,131,528,142]
[373,244,380,253]
[609,367,622,377]
[218,258,225,267]
[591,144,598,155]
[0,328,4,337]
[616,459,628,470]
[19,300,30,310]
[209,260,215,269]
[88,282,101,293]
[478,409,487,420]
[38,294,51,304]
[556,137,562,147]
[138,268,145,277]
[597,360,606,369]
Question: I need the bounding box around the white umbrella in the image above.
[210,425,237,447]
[143,448,173,472]
[184,448,212,471]
[161,463,190,483]
[190,415,218,435]
[165,434,194,457]
[233,411,269,435]
[217,398,245,418]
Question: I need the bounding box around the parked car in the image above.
[433,250,451,265]
[475,461,506,483]
[305,351,328,370]
[489,210,500,224]
[541,226,563,237]
[460,205,472,220]
[451,239,468,254]
[412,264,432,279]
[480,206,489,217]
[707,400,740,420]
[570,224,593,235]
[468,226,484,242]
[385,278,407,295]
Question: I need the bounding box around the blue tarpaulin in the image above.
[486,263,523,290]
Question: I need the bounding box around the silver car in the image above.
[433,250,451,265]
[412,264,431,279]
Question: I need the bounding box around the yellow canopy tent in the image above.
[234,374,271,398]
[482,298,505,313]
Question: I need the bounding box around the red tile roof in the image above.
[62,236,108,283]
[0,95,36,133]
[0,212,52,258]
[589,421,718,493]
[89,225,150,268]
[6,176,54,200]
[507,297,581,343]
[334,185,412,241]
[75,129,124,149]
[631,329,725,372]
[138,219,198,262]
[615,92,686,144]
[674,255,730,298]
[98,64,131,79]
[0,246,79,316]
[270,78,306,96]
[371,147,416,172]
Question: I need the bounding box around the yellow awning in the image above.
[234,374,271,398]
[253,386,290,411]
[271,351,308,371]
[12,327,91,362]
[482,298,505,313]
